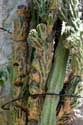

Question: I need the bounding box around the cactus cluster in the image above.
[3,0,83,125]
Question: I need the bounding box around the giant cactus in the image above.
[27,23,53,122]
[56,0,83,124]
[40,37,69,125]
[27,0,59,123]
[11,4,31,124]
[40,0,83,125]
[1,0,83,125]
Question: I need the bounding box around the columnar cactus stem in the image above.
[40,41,69,125]
[28,23,53,122]
[11,4,31,124]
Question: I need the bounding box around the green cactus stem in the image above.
[40,40,69,125]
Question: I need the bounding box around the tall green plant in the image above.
[40,0,83,125]
[40,37,69,125]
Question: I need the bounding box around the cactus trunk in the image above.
[40,41,69,125]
